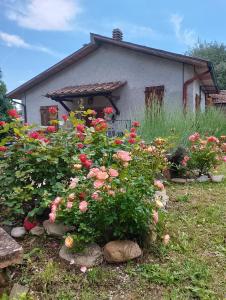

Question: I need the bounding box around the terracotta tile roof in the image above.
[46,81,126,99]
[7,33,218,99]
[210,90,226,104]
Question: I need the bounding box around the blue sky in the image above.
[0,0,226,91]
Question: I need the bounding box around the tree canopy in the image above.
[0,69,13,121]
[188,41,226,90]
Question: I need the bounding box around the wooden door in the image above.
[40,105,58,126]
[145,85,164,107]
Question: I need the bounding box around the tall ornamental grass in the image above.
[139,102,226,147]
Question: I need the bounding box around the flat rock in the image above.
[197,175,209,183]
[0,228,23,269]
[171,178,187,184]
[11,227,26,238]
[210,175,224,183]
[59,243,103,267]
[30,226,45,236]
[43,220,72,236]
[9,283,29,300]
[103,240,142,263]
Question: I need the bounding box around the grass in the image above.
[1,167,226,300]
[139,103,226,146]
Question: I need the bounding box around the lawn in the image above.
[2,167,225,300]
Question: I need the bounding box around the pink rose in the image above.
[69,177,79,189]
[94,180,105,189]
[108,190,115,196]
[67,202,73,209]
[96,171,109,180]
[207,136,219,143]
[154,180,164,190]
[79,201,88,212]
[87,168,100,178]
[153,210,159,225]
[116,150,132,162]
[53,196,62,206]
[223,156,226,162]
[92,191,101,200]
[109,168,119,177]
[188,132,200,142]
[49,212,56,223]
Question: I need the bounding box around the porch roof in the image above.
[45,81,126,99]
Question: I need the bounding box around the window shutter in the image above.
[40,105,58,126]
[145,85,164,107]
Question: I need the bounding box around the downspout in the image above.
[183,69,210,112]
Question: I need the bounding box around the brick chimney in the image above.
[112,28,123,41]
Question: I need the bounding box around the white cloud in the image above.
[0,31,61,57]
[5,0,81,31]
[170,14,197,47]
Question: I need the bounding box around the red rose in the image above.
[132,121,140,127]
[0,146,7,152]
[130,132,137,138]
[130,127,136,133]
[79,192,86,200]
[103,107,114,114]
[29,131,40,139]
[62,114,68,122]
[0,121,6,127]
[47,126,56,133]
[95,122,108,132]
[76,124,85,132]
[7,109,19,118]
[83,159,92,169]
[23,217,38,231]
[114,139,123,145]
[77,143,84,149]
[128,138,136,144]
[48,106,58,114]
[79,154,87,163]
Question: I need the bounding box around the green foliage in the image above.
[140,102,226,148]
[0,69,13,122]
[0,108,168,246]
[187,41,226,89]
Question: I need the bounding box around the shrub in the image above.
[0,108,168,247]
[176,133,226,176]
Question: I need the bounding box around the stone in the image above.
[43,220,72,237]
[197,175,209,183]
[154,189,169,208]
[11,227,26,238]
[103,240,142,263]
[59,243,103,267]
[30,226,45,236]
[186,178,195,183]
[9,283,29,300]
[210,175,224,183]
[0,228,23,269]
[171,178,187,184]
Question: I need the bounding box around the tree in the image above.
[187,41,226,90]
[0,69,13,122]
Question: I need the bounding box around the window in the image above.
[40,105,58,126]
[145,85,164,107]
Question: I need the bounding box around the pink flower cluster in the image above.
[154,180,164,190]
[115,150,132,165]
[87,166,119,190]
[207,136,219,143]
[49,196,62,223]
[188,132,200,142]
[181,155,190,166]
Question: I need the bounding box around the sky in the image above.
[0,0,226,92]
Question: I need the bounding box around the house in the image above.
[7,29,219,130]
[209,90,226,112]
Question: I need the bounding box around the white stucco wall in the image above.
[20,43,197,124]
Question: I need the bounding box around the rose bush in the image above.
[177,133,226,176]
[0,108,169,247]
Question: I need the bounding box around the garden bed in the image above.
[1,167,226,300]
